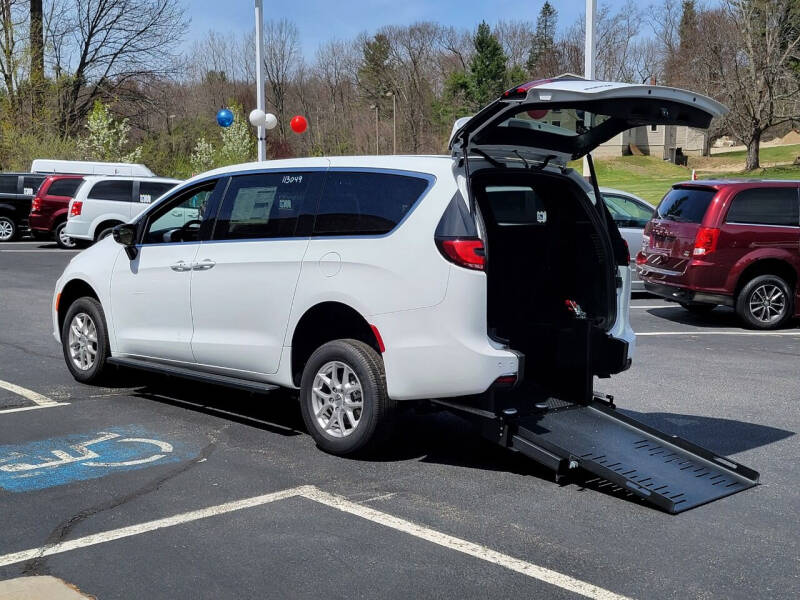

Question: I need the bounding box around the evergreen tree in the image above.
[527,1,558,76]
[678,0,698,52]
[469,22,508,108]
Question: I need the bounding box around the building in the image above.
[595,125,708,158]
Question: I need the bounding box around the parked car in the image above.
[31,159,155,177]
[28,175,85,248]
[52,77,724,456]
[600,187,655,291]
[0,173,47,241]
[638,180,800,329]
[65,176,181,243]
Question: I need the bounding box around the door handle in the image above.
[192,259,215,271]
[170,261,192,272]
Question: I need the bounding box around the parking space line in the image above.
[0,379,69,414]
[0,403,70,415]
[0,250,80,253]
[630,305,673,309]
[0,485,630,600]
[637,330,800,336]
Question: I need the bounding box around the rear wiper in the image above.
[471,148,505,169]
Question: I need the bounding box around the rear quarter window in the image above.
[46,178,84,197]
[725,187,799,226]
[313,171,430,236]
[139,181,178,204]
[0,175,18,194]
[657,187,716,223]
[89,180,133,202]
[22,176,45,195]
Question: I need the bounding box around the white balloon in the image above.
[249,109,266,127]
[264,113,278,130]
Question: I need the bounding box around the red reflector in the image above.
[370,324,385,353]
[635,251,647,265]
[437,239,485,270]
[31,197,41,213]
[693,227,720,256]
[70,201,82,217]
[494,375,517,387]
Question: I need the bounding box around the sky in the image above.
[186,0,611,58]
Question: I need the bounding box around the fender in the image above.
[725,248,800,292]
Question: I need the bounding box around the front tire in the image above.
[61,297,111,383]
[55,221,78,249]
[299,339,395,456]
[736,274,793,330]
[0,215,17,242]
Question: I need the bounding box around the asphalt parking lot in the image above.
[1,240,798,599]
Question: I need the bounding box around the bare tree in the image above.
[263,19,299,140]
[494,20,534,70]
[0,0,25,107]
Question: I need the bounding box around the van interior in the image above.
[470,169,628,402]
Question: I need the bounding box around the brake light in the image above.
[31,197,42,213]
[436,238,485,270]
[70,201,82,217]
[693,227,720,256]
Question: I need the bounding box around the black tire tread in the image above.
[61,296,111,383]
[735,274,793,330]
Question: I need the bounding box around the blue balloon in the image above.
[216,108,234,127]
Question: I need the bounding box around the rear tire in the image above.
[96,226,115,242]
[735,274,793,330]
[0,215,17,242]
[299,339,395,456]
[61,297,111,383]
[55,221,78,249]
[679,302,716,315]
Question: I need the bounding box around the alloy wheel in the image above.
[310,361,364,438]
[57,223,77,248]
[0,218,14,241]
[748,283,786,325]
[67,312,98,371]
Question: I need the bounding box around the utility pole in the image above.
[255,0,267,161]
[370,105,379,155]
[582,0,596,178]
[387,91,396,154]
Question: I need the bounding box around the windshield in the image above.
[499,108,613,138]
[657,187,715,223]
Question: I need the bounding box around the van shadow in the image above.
[644,304,799,330]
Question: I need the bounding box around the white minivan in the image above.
[52,77,725,457]
[65,175,181,242]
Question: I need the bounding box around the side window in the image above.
[604,195,654,227]
[89,180,133,202]
[47,179,84,197]
[0,176,19,194]
[142,184,215,244]
[726,188,799,226]
[139,181,178,204]
[314,171,429,236]
[22,176,45,195]
[213,172,320,240]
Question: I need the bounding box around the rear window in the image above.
[483,185,548,225]
[89,180,133,202]
[139,181,177,204]
[46,178,83,197]
[313,171,429,236]
[657,187,715,223]
[0,175,18,194]
[725,187,799,227]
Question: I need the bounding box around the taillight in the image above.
[693,227,720,256]
[436,238,485,270]
[635,251,647,265]
[70,201,82,217]
[31,197,42,213]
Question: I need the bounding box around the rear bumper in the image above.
[643,281,734,306]
[28,213,52,232]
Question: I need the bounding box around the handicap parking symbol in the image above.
[0,427,195,492]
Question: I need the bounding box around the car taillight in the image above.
[31,197,42,213]
[436,238,485,271]
[693,227,720,256]
[70,201,82,217]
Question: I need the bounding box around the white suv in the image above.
[53,78,724,455]
[65,175,181,242]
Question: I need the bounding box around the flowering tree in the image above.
[190,137,215,174]
[79,101,142,163]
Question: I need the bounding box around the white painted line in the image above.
[0,485,630,600]
[0,486,312,568]
[630,305,673,309]
[0,249,80,253]
[637,330,800,336]
[0,403,70,415]
[303,487,631,600]
[0,379,58,406]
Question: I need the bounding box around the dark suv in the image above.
[0,173,47,241]
[28,175,85,248]
[638,180,800,329]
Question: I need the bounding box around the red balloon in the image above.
[290,115,308,134]
[526,109,548,120]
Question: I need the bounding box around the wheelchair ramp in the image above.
[513,401,759,513]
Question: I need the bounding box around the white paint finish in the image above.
[0,485,630,600]
[637,330,800,336]
[0,403,70,415]
[0,379,57,406]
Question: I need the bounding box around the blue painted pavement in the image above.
[0,426,197,492]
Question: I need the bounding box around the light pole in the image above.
[386,91,396,154]
[582,0,596,178]
[369,104,379,155]
[254,0,266,161]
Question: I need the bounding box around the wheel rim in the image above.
[57,224,76,247]
[310,361,364,438]
[748,283,786,324]
[67,312,98,371]
[0,218,13,241]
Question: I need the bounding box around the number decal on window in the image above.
[282,175,303,184]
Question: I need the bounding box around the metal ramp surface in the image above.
[513,401,759,513]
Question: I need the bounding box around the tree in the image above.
[29,0,43,114]
[470,21,507,108]
[528,2,558,77]
[79,100,142,163]
[263,19,299,141]
[218,104,253,165]
[190,137,215,174]
[358,34,392,111]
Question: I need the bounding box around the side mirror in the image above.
[112,223,138,260]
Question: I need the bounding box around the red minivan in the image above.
[28,175,85,248]
[638,180,800,329]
